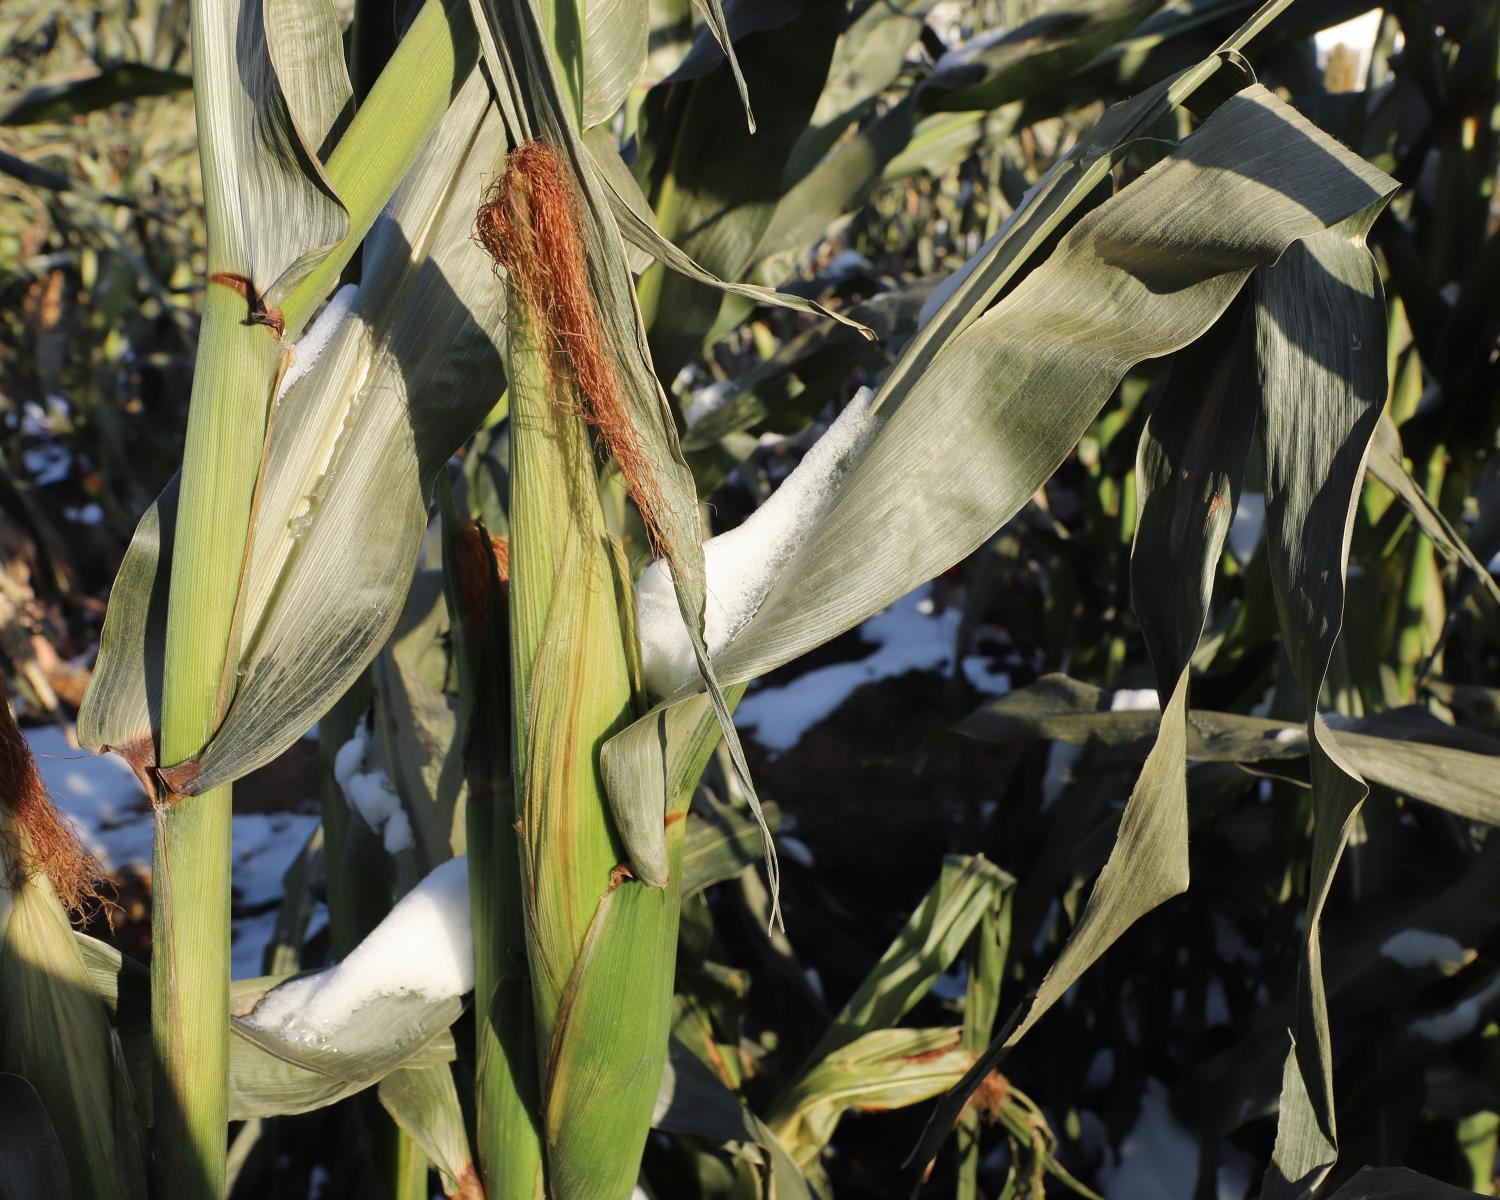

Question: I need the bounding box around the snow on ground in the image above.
[1380,929,1475,974]
[1411,973,1500,1043]
[27,725,154,870]
[1097,1078,1253,1200]
[734,584,1012,756]
[26,725,319,977]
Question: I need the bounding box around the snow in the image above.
[636,388,881,698]
[245,858,472,1043]
[27,725,153,870]
[1227,494,1264,564]
[230,811,322,976]
[1110,688,1161,713]
[1085,1047,1115,1089]
[734,584,1011,756]
[1041,742,1081,809]
[1313,9,1385,84]
[1380,929,1474,974]
[681,379,736,430]
[277,284,359,399]
[1411,973,1500,1043]
[1097,1078,1252,1200]
[332,721,415,853]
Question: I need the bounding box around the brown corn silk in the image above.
[453,522,510,630]
[0,696,101,916]
[476,141,666,547]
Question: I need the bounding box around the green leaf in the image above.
[921,0,1168,113]
[0,1073,70,1200]
[772,1028,975,1170]
[378,1065,482,1199]
[1323,1167,1488,1199]
[805,856,1013,1065]
[1257,215,1389,1200]
[580,0,648,127]
[1367,415,1500,608]
[604,86,1396,920]
[683,790,781,898]
[0,734,147,1200]
[79,73,506,791]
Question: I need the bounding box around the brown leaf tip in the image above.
[475,141,666,550]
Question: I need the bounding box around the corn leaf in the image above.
[655,1037,814,1198]
[1324,1167,1488,1199]
[79,72,506,791]
[378,1065,481,1199]
[772,1028,974,1170]
[921,0,1167,112]
[582,125,874,337]
[686,0,757,130]
[191,0,348,306]
[0,1073,69,1200]
[1257,215,1389,1199]
[955,676,1500,824]
[1367,415,1500,608]
[805,855,1012,1066]
[580,0,647,127]
[604,86,1396,925]
[915,299,1260,1163]
[683,791,780,898]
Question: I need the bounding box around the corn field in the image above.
[2,0,1500,1196]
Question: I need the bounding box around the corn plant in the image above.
[3,0,1499,1198]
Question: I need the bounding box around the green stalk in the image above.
[154,283,280,1199]
[1394,441,1446,698]
[279,0,477,338]
[149,796,232,1199]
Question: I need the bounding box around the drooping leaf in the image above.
[914,293,1261,1165]
[378,1065,482,1199]
[605,86,1396,929]
[0,1073,70,1200]
[654,1037,813,1200]
[1258,215,1389,1200]
[1367,415,1500,608]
